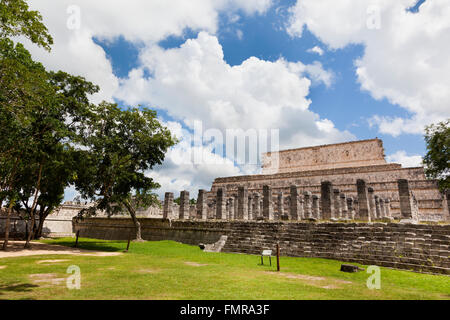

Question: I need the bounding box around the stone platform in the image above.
[73,218,450,275]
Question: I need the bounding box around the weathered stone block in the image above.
[216,188,227,220]
[237,186,248,220]
[163,192,174,219]
[320,181,333,220]
[196,189,208,220]
[356,179,371,221]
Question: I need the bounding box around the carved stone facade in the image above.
[212,139,449,221]
[262,138,386,174]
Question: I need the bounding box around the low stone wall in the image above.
[0,201,163,238]
[73,218,450,275]
[0,217,74,238]
[74,218,226,245]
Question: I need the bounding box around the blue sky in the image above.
[26,0,449,199]
[94,1,425,156]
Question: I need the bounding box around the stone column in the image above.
[225,198,229,219]
[260,199,263,219]
[397,179,419,221]
[248,194,253,220]
[356,179,371,221]
[353,199,359,219]
[375,195,381,219]
[216,188,226,220]
[263,185,274,220]
[179,190,190,220]
[320,181,333,220]
[312,195,320,219]
[347,197,355,220]
[332,189,341,219]
[384,198,391,218]
[277,192,284,219]
[379,198,385,219]
[299,197,305,220]
[253,193,261,220]
[367,187,376,220]
[206,200,213,219]
[340,193,348,219]
[234,195,239,220]
[303,191,312,219]
[289,185,299,220]
[285,195,291,219]
[163,192,174,219]
[237,186,248,220]
[228,197,235,220]
[196,189,207,220]
[285,196,291,219]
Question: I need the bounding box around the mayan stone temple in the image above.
[73,138,450,274]
[206,138,449,222]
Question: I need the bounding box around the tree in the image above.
[0,0,53,50]
[0,0,53,249]
[15,68,98,248]
[423,119,450,192]
[15,147,80,239]
[74,102,176,241]
[0,38,50,250]
[0,38,98,249]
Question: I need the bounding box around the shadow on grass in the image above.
[0,283,39,297]
[52,240,125,253]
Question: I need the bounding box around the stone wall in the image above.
[0,201,163,238]
[74,217,226,245]
[0,216,74,238]
[73,218,450,275]
[262,138,386,174]
[0,204,84,238]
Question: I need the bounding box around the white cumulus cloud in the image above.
[307,46,324,56]
[24,0,273,103]
[386,150,423,168]
[116,32,348,150]
[287,0,450,136]
[146,120,245,198]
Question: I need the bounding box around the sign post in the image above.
[276,242,280,272]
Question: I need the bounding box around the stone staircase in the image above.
[204,235,228,252]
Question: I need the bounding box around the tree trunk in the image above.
[2,201,14,251]
[35,207,51,239]
[123,199,144,242]
[2,157,20,251]
[35,215,45,239]
[24,163,43,249]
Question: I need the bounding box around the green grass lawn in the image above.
[0,238,449,300]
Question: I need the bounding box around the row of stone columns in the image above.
[397,179,419,222]
[353,180,392,221]
[321,182,358,220]
[163,179,405,221]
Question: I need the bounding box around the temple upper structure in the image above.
[261,138,387,174]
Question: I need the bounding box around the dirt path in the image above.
[264,271,353,290]
[0,241,121,258]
